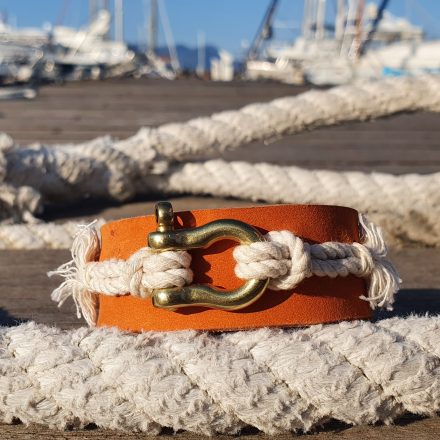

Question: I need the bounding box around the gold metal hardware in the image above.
[148,201,269,311]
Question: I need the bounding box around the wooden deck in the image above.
[0,78,440,438]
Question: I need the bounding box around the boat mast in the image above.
[197,31,206,77]
[302,0,308,38]
[247,0,279,61]
[89,0,99,22]
[148,0,158,55]
[316,0,326,40]
[335,0,346,41]
[157,0,181,73]
[302,0,311,39]
[114,0,123,42]
[359,0,391,55]
[352,0,365,58]
[309,0,318,39]
[340,0,358,55]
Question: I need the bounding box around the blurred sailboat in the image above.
[0,2,135,84]
[245,0,440,86]
[136,0,180,80]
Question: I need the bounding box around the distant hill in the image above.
[157,44,221,72]
[128,43,225,72]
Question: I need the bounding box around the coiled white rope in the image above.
[1,316,440,434]
[0,219,105,250]
[3,76,440,199]
[0,76,439,246]
[0,77,438,207]
[0,183,41,224]
[48,215,400,326]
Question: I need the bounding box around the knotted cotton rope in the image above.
[49,214,400,326]
[1,316,440,434]
[234,215,400,309]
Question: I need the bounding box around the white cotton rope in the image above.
[234,215,400,310]
[48,214,400,326]
[0,219,105,250]
[5,76,440,200]
[0,76,439,246]
[1,76,439,200]
[1,316,440,434]
[0,148,439,247]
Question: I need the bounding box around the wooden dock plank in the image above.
[1,79,440,174]
[1,414,440,439]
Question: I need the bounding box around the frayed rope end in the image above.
[358,214,402,311]
[48,221,101,326]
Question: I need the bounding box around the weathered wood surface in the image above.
[0,78,440,174]
[0,78,440,438]
[1,415,439,440]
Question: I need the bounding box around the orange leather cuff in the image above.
[97,204,371,332]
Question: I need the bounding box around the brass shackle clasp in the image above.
[148,201,269,311]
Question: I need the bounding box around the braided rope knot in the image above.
[233,215,400,310]
[126,248,193,294]
[81,249,193,297]
[49,223,193,326]
[233,230,311,290]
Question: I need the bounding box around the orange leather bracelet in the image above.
[97,204,372,332]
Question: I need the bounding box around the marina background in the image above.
[1,0,440,55]
[1,0,440,85]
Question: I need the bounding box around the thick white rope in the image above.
[0,76,439,246]
[48,214,400,326]
[0,133,42,224]
[0,76,439,206]
[0,183,42,224]
[0,219,105,250]
[2,316,440,434]
[1,154,439,248]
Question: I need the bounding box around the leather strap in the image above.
[97,204,372,332]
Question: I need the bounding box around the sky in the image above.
[0,0,439,57]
